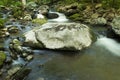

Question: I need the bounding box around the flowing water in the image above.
[25,12,120,80]
[1,11,120,80]
[48,11,69,22]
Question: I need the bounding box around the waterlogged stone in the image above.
[7,65,21,76]
[6,65,31,80]
[26,55,33,61]
[8,26,19,33]
[24,14,32,21]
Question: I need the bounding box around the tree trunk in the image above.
[21,0,26,9]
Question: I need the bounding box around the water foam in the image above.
[96,36,120,56]
[48,11,69,22]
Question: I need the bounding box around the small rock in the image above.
[8,26,19,33]
[22,53,28,58]
[90,17,107,25]
[7,65,22,76]
[47,13,59,19]
[24,14,32,21]
[26,55,33,61]
[10,67,31,80]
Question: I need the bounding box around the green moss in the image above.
[32,18,47,25]
[69,13,83,21]
[0,51,6,67]
[0,18,6,29]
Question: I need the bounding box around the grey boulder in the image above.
[24,23,96,50]
[111,16,120,36]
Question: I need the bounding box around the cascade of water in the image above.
[96,36,120,56]
[48,11,69,22]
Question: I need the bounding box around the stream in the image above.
[2,11,120,80]
[25,12,120,80]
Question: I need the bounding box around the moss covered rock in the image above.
[68,13,84,21]
[32,18,47,25]
[0,51,6,67]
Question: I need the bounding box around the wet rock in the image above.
[24,30,43,48]
[21,53,28,58]
[0,68,7,76]
[25,55,33,61]
[58,3,78,16]
[7,65,22,77]
[24,14,32,21]
[0,28,10,38]
[95,3,102,9]
[91,13,99,19]
[9,39,23,59]
[12,39,22,52]
[22,47,33,54]
[9,51,18,60]
[5,65,31,80]
[36,13,45,19]
[110,16,120,37]
[10,67,31,80]
[90,17,107,25]
[65,9,79,16]
[103,11,115,22]
[25,23,96,50]
[8,26,19,33]
[47,13,59,19]
[38,5,49,16]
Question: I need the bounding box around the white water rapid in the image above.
[48,11,69,22]
[96,36,120,56]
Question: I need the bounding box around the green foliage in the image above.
[0,51,6,67]
[0,13,2,18]
[0,0,21,7]
[10,1,23,19]
[32,18,47,25]
[0,0,23,19]
[102,0,120,9]
[12,7,23,19]
[0,0,12,7]
[56,0,120,9]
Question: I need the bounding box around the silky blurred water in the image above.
[25,12,120,80]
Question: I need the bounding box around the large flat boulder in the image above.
[24,23,96,50]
